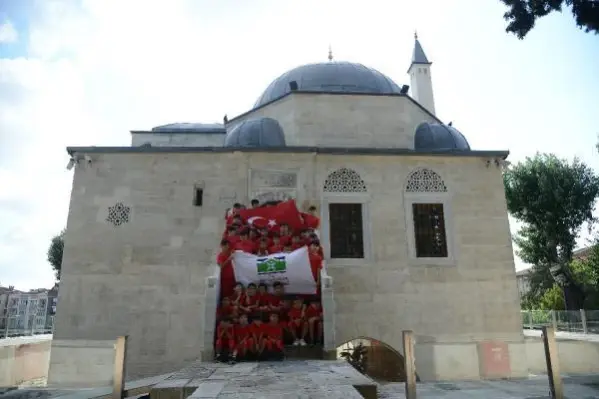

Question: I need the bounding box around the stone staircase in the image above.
[179,265,359,397]
[202,264,337,361]
[284,344,324,360]
[148,360,377,399]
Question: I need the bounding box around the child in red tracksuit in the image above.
[215,318,235,363]
[233,314,254,361]
[304,301,323,345]
[264,313,285,360]
[287,298,307,346]
[251,318,267,358]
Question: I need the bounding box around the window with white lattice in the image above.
[404,168,454,264]
[321,168,371,264]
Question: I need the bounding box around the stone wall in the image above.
[0,338,51,386]
[131,132,225,147]
[227,93,437,148]
[50,150,521,383]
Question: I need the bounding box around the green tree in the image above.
[47,230,65,280]
[570,243,599,307]
[500,0,599,39]
[504,154,599,309]
[539,284,566,310]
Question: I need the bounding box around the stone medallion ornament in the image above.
[106,202,131,227]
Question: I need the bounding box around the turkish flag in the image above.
[239,200,304,231]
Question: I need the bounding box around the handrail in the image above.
[202,264,220,360]
[320,261,336,353]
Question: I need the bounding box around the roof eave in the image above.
[130,130,226,135]
[66,145,509,159]
[407,61,433,74]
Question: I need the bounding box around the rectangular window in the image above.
[194,188,203,207]
[329,203,364,258]
[412,203,448,258]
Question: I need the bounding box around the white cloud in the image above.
[0,20,18,43]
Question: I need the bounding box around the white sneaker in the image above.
[299,339,307,346]
[293,340,300,346]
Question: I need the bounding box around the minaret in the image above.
[407,32,435,115]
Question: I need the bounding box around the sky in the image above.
[0,0,598,290]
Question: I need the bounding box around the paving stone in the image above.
[378,379,599,398]
[188,382,225,398]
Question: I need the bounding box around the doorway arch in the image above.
[336,336,419,382]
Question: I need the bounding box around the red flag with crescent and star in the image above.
[239,200,305,231]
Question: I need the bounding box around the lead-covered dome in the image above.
[414,122,471,151]
[254,62,403,109]
[224,117,286,147]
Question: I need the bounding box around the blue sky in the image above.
[0,0,598,290]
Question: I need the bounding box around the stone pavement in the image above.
[4,361,599,398]
[154,360,374,398]
[379,374,599,398]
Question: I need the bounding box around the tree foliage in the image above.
[340,343,368,374]
[504,154,599,309]
[47,229,65,280]
[500,0,599,39]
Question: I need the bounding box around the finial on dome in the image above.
[414,30,418,40]
[328,45,333,62]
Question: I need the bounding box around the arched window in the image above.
[322,168,369,262]
[404,168,453,263]
[323,167,367,193]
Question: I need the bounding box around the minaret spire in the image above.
[407,32,436,115]
[328,45,333,62]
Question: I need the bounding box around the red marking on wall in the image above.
[478,341,511,378]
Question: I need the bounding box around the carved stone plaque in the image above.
[249,169,298,202]
[250,170,297,189]
[252,190,297,203]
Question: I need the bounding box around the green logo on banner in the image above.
[257,256,287,274]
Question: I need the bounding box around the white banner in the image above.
[232,246,316,294]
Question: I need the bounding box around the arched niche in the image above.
[336,336,419,382]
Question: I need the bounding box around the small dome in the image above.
[151,123,225,133]
[254,62,403,109]
[224,117,286,147]
[414,122,471,151]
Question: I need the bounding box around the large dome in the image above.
[254,62,403,109]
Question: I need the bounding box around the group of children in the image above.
[215,199,325,363]
[215,281,323,363]
[217,200,324,299]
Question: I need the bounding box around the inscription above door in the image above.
[249,169,299,202]
[250,170,297,188]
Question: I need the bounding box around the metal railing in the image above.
[0,316,55,339]
[521,309,599,334]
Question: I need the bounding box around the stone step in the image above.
[284,344,324,360]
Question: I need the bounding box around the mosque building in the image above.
[48,35,524,385]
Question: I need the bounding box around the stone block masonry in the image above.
[50,149,522,384]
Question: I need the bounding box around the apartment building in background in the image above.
[0,283,59,337]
